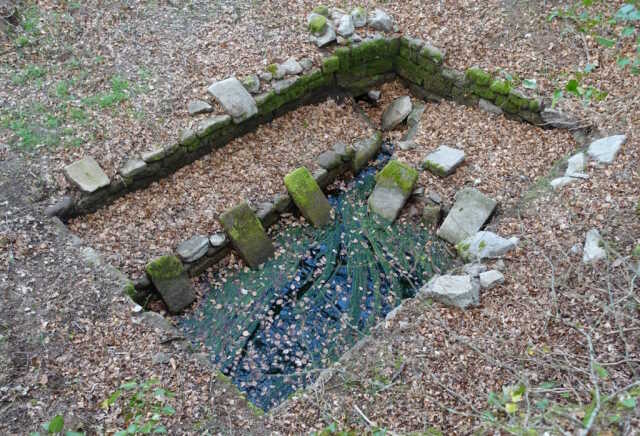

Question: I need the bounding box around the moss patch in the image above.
[146,255,184,281]
[220,202,275,268]
[420,44,444,65]
[284,167,332,227]
[471,84,495,100]
[322,55,339,74]
[308,14,327,34]
[375,160,418,196]
[422,159,447,177]
[465,66,491,86]
[266,64,278,75]
[284,167,319,211]
[123,282,136,299]
[312,5,329,17]
[395,56,424,85]
[489,79,511,95]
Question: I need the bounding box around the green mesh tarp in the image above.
[180,149,452,411]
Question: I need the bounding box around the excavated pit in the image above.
[179,145,453,410]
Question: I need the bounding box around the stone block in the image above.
[207,77,258,123]
[422,145,465,176]
[64,157,110,193]
[220,201,275,268]
[437,188,497,244]
[352,132,382,173]
[146,255,196,313]
[284,167,332,227]
[368,160,418,222]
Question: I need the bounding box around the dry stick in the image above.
[353,403,376,428]
[573,327,601,435]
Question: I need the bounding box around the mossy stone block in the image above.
[196,114,232,138]
[322,55,340,74]
[395,56,423,85]
[308,14,327,34]
[419,44,444,66]
[471,84,495,101]
[351,38,388,63]
[423,72,451,96]
[146,255,196,313]
[179,128,199,150]
[220,201,275,268]
[336,73,384,95]
[347,58,394,78]
[352,132,383,173]
[284,167,332,227]
[375,160,418,196]
[508,89,529,109]
[399,36,424,63]
[465,67,491,86]
[369,160,418,222]
[335,46,352,71]
[489,79,511,95]
[528,97,542,112]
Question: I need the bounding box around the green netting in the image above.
[179,149,453,411]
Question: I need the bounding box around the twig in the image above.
[353,404,375,427]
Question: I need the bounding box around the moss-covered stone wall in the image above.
[55,35,546,225]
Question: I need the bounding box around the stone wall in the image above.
[130,134,378,301]
[51,35,546,221]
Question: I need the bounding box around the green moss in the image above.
[455,242,470,255]
[246,400,265,417]
[308,14,327,34]
[423,73,451,96]
[312,5,329,17]
[220,202,272,267]
[508,89,529,109]
[465,67,491,86]
[284,167,321,211]
[266,64,278,75]
[347,58,393,78]
[334,46,351,71]
[179,128,198,148]
[216,371,232,384]
[471,84,495,100]
[336,73,383,95]
[146,255,184,281]
[255,91,276,114]
[478,240,487,250]
[422,159,447,177]
[632,244,640,258]
[123,282,136,299]
[395,56,424,85]
[322,55,339,74]
[528,97,541,112]
[375,160,418,196]
[351,38,389,64]
[489,79,511,95]
[242,75,258,90]
[419,44,444,66]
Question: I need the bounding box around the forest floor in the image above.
[1,0,639,434]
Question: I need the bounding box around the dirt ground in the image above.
[1,0,639,434]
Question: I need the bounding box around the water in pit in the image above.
[179,144,453,411]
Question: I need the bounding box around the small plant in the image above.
[30,414,84,435]
[100,379,176,435]
[480,380,640,434]
[547,1,639,107]
[83,75,130,109]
